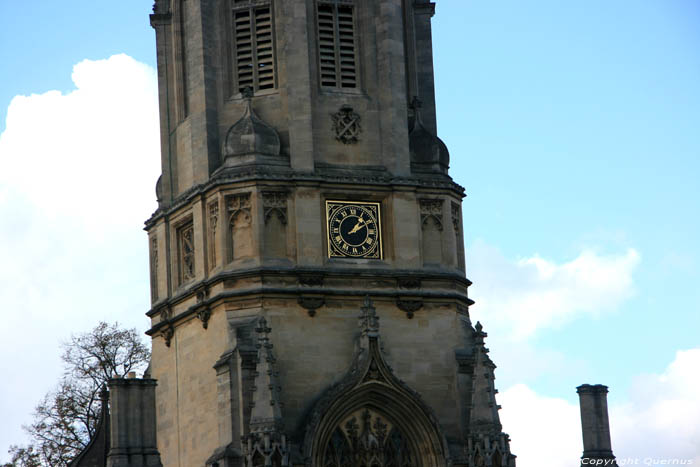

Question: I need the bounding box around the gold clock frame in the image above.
[326,200,383,259]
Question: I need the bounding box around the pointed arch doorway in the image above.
[304,299,449,467]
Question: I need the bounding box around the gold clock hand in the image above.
[348,218,366,234]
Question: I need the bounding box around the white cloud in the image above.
[0,54,159,459]
[612,348,700,463]
[467,240,640,340]
[498,349,700,467]
[0,53,159,227]
[499,384,581,467]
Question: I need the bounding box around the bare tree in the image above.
[3,322,150,467]
[2,446,41,467]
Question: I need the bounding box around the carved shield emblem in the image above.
[331,105,362,144]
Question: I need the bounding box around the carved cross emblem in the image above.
[331,105,361,144]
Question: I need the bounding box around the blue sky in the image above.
[434,0,700,397]
[0,1,698,466]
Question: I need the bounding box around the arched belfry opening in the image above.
[304,298,449,467]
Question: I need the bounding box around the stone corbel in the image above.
[197,306,212,329]
[397,277,421,289]
[195,285,211,329]
[396,299,423,319]
[298,296,325,317]
[162,324,175,348]
[195,284,210,303]
[298,274,324,287]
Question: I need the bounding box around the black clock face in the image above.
[326,201,382,259]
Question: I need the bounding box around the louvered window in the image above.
[232,1,276,93]
[317,1,357,89]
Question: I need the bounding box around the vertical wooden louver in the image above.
[232,1,276,93]
[317,2,357,89]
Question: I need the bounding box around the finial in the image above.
[99,385,109,402]
[410,96,423,110]
[359,295,380,335]
[256,316,273,350]
[474,321,487,346]
[242,86,254,100]
[409,96,426,131]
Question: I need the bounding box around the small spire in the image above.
[241,87,255,120]
[255,316,273,352]
[249,317,283,430]
[469,320,502,435]
[359,295,380,336]
[410,96,425,128]
[243,317,289,467]
[241,86,254,100]
[99,385,109,403]
[474,321,488,346]
[410,96,423,111]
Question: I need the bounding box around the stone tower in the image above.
[143,1,515,466]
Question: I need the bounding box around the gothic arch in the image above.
[310,384,443,467]
[303,300,449,467]
[227,195,253,262]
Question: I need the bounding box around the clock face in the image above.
[326,201,382,259]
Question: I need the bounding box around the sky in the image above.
[0,1,698,466]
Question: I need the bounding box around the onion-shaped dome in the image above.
[155,175,163,203]
[409,98,449,175]
[223,89,280,159]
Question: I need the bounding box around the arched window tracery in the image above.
[322,408,415,467]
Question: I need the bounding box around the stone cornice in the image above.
[144,167,466,229]
[413,1,436,17]
[148,265,472,313]
[146,268,474,336]
[149,12,172,28]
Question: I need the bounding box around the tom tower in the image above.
[140,0,515,466]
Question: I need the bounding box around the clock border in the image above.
[325,200,383,260]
